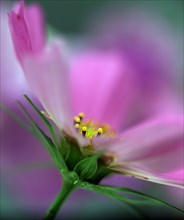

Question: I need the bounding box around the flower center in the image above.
[73,112,115,140]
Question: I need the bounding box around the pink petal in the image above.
[100,116,184,188]
[22,41,72,130]
[23,2,45,52]
[8,1,31,62]
[70,50,135,131]
[163,169,184,182]
[1,3,29,104]
[8,0,45,63]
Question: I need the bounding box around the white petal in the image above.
[22,41,72,131]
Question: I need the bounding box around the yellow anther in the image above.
[97,127,103,134]
[74,124,80,129]
[78,112,85,119]
[82,126,87,137]
[73,112,115,140]
[82,126,87,132]
[74,116,81,123]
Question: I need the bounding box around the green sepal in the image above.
[64,138,84,171]
[23,95,58,146]
[59,136,71,159]
[88,165,113,184]
[74,153,101,180]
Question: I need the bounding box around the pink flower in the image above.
[8,0,184,189]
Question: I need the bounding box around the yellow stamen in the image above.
[74,116,81,123]
[73,112,115,140]
[97,127,103,134]
[82,126,87,137]
[82,126,87,132]
[74,124,80,129]
[78,112,85,119]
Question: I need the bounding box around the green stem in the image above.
[44,180,76,220]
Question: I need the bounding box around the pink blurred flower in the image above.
[8,0,184,190]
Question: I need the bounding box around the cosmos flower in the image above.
[8,0,183,191]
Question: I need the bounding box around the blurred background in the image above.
[1,0,183,219]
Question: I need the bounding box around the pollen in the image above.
[73,112,115,140]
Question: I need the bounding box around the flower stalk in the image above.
[44,179,76,220]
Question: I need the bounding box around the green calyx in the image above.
[59,132,114,184]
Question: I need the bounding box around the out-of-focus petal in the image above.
[23,3,45,52]
[100,116,184,188]
[8,0,45,63]
[1,3,29,104]
[70,51,135,131]
[8,0,31,62]
[90,10,183,127]
[22,41,71,130]
[23,2,45,52]
[162,169,184,183]
[91,10,180,92]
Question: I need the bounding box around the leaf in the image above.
[0,103,33,132]
[24,95,58,146]
[78,181,147,219]
[109,187,184,212]
[17,101,67,171]
[121,203,148,220]
[74,154,101,180]
[0,104,47,148]
[79,182,184,214]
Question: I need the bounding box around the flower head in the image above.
[8,0,184,189]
